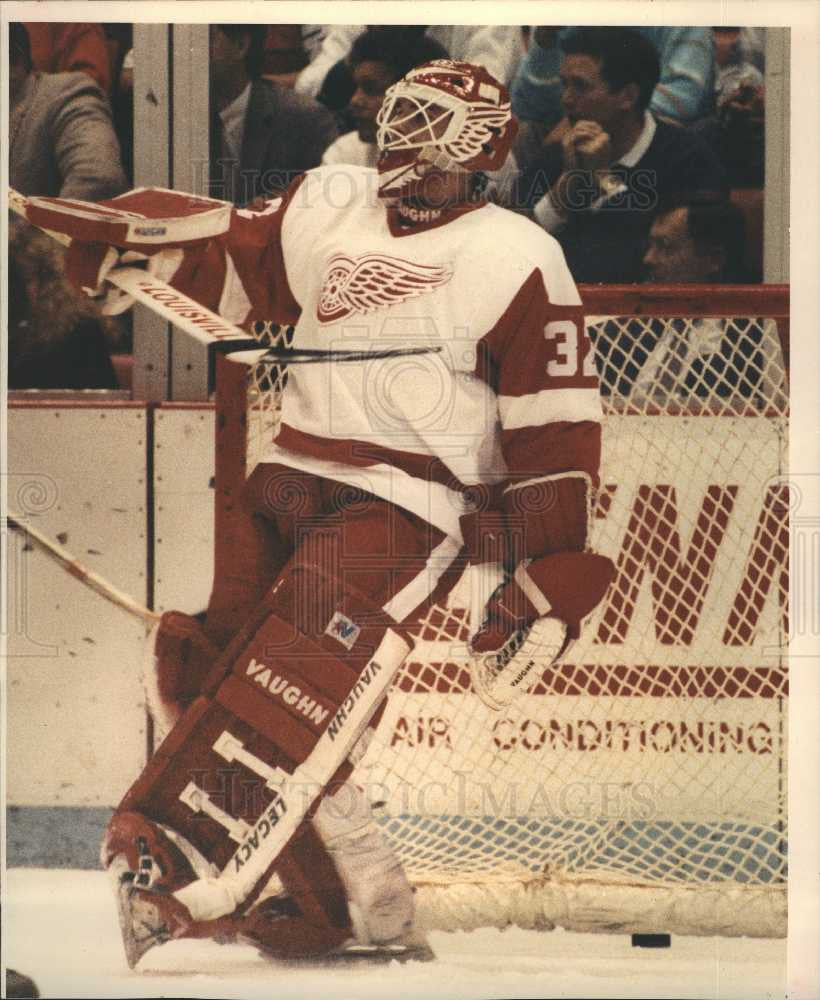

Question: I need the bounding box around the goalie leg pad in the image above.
[227,819,354,960]
[313,782,414,945]
[112,557,410,921]
[224,783,423,962]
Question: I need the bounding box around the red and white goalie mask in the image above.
[375,59,517,199]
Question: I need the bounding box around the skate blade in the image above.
[332,939,436,964]
[275,936,436,967]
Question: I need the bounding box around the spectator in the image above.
[694,27,765,187]
[528,28,727,283]
[714,26,766,74]
[208,24,338,205]
[24,21,112,92]
[321,28,448,169]
[512,26,714,179]
[262,24,310,82]
[513,26,713,131]
[10,23,127,200]
[510,27,565,128]
[260,24,329,88]
[638,27,714,124]
[295,24,523,107]
[591,195,770,404]
[8,217,118,390]
[643,194,747,283]
[112,44,135,184]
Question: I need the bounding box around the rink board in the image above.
[6,403,151,808]
[4,399,216,861]
[152,404,215,615]
[5,400,217,817]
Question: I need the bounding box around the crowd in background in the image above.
[8,22,771,390]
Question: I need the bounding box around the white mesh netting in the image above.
[239,294,789,937]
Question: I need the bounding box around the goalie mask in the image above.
[375,60,517,199]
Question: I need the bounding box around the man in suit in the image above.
[591,195,774,406]
[527,28,727,283]
[10,22,126,200]
[209,24,338,206]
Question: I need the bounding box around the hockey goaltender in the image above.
[20,60,614,965]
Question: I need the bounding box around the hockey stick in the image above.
[256,344,441,364]
[8,188,442,362]
[6,512,161,626]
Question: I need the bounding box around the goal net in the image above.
[217,285,789,939]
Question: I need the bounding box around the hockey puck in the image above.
[631,933,671,948]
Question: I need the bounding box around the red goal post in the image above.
[212,284,790,939]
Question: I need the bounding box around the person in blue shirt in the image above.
[512,25,714,131]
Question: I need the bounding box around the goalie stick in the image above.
[6,512,160,625]
[8,188,441,364]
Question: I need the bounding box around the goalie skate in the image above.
[110,856,241,968]
[103,810,215,967]
[470,616,568,711]
[109,858,183,968]
[233,894,435,965]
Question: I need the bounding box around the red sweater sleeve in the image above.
[477,265,603,488]
[160,192,303,327]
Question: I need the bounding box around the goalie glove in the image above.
[469,551,614,710]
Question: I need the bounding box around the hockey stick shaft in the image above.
[6,512,161,626]
[258,344,441,363]
[9,188,441,361]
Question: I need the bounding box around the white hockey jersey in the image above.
[74,166,604,540]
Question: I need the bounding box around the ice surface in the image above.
[3,868,786,1000]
